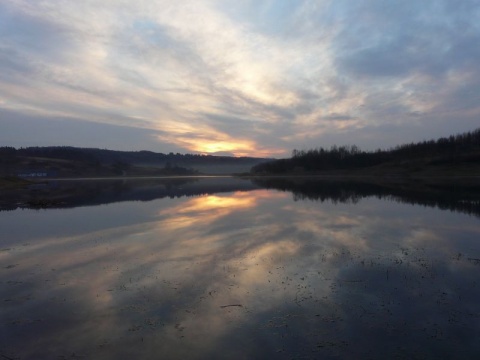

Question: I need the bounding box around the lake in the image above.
[1,177,480,359]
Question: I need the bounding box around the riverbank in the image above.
[241,160,480,185]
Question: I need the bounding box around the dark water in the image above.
[1,177,480,359]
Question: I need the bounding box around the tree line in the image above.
[251,128,480,174]
[0,146,269,166]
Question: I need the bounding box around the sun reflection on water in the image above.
[1,182,480,359]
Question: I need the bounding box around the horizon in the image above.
[1,1,479,157]
[6,124,479,161]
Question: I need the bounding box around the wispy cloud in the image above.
[1,0,479,155]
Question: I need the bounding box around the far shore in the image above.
[2,171,479,192]
[0,174,233,190]
[236,172,480,185]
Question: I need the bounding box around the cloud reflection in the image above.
[1,185,480,358]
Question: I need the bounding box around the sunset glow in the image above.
[1,1,479,155]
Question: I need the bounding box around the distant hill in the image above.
[0,146,272,177]
[251,128,480,177]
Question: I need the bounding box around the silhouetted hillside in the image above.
[251,128,480,176]
[0,146,271,177]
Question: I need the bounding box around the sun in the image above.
[198,141,247,154]
[157,130,285,158]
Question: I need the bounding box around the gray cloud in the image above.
[336,0,480,79]
[0,3,72,59]
[321,114,356,122]
[0,109,184,153]
[0,1,479,156]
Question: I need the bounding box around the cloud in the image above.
[0,108,177,151]
[1,0,479,156]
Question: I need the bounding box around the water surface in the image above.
[1,177,480,359]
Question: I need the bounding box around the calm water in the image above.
[1,177,480,359]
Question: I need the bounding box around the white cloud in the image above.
[1,0,479,155]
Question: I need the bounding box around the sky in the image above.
[1,0,479,157]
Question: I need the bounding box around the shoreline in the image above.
[2,171,480,190]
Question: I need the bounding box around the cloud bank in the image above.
[1,0,479,156]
